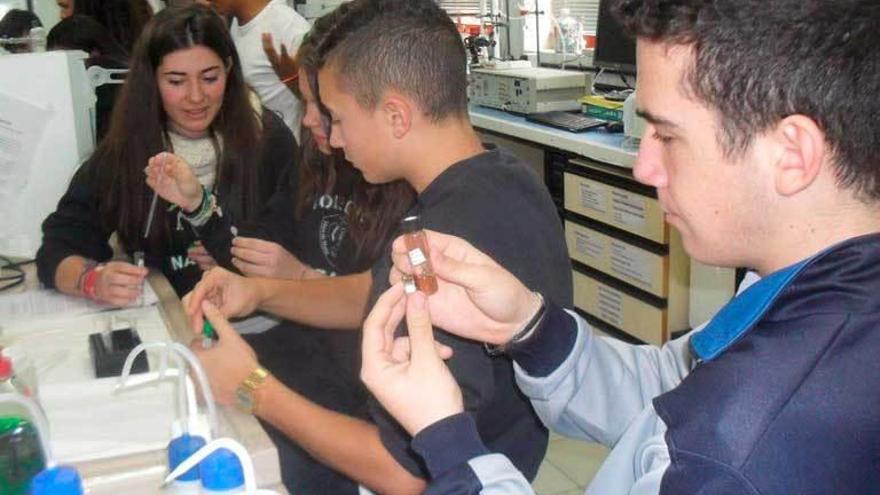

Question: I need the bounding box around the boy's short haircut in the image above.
[316,0,469,122]
[614,0,880,202]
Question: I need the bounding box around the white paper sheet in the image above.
[0,304,183,463]
[0,90,52,238]
[0,281,159,326]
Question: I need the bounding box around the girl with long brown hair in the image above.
[37,4,297,305]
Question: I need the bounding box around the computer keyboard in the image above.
[526,111,607,133]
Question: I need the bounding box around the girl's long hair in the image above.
[91,4,263,253]
[295,4,415,268]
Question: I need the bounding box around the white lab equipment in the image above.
[0,50,96,259]
[556,8,584,62]
[117,341,220,493]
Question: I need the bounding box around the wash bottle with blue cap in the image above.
[164,438,281,495]
[117,341,218,494]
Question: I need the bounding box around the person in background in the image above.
[0,9,42,53]
[363,0,880,493]
[207,0,310,139]
[56,0,74,19]
[47,15,129,141]
[36,4,296,306]
[183,0,572,493]
[72,0,153,55]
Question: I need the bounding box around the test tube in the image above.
[400,215,437,295]
[133,251,145,306]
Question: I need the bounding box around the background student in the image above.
[183,0,572,493]
[206,0,310,138]
[36,4,296,306]
[0,9,42,53]
[364,0,880,493]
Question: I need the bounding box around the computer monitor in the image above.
[0,50,96,259]
[593,0,636,75]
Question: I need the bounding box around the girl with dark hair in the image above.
[36,4,296,306]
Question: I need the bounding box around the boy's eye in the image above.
[652,132,673,144]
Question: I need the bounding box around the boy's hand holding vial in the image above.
[361,285,460,437]
[388,230,543,347]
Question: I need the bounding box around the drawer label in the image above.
[578,181,607,214]
[596,285,623,327]
[609,240,655,289]
[611,190,646,228]
[573,229,604,261]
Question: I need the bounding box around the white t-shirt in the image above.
[230,0,310,141]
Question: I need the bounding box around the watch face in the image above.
[235,387,254,412]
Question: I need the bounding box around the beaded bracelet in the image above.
[178,186,222,228]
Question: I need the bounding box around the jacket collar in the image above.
[691,233,880,361]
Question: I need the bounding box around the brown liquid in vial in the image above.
[403,229,438,295]
[413,273,438,295]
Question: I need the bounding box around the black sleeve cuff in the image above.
[411,413,489,479]
[506,300,577,377]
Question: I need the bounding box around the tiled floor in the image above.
[533,432,609,495]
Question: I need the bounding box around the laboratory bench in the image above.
[0,264,286,494]
[470,105,691,345]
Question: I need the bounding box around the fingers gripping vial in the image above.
[400,215,437,295]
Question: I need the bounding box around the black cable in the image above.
[0,255,33,293]
[619,72,634,90]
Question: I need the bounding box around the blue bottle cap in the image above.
[29,466,84,495]
[199,447,244,491]
[168,434,207,482]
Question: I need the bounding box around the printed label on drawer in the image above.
[596,286,623,327]
[578,181,607,213]
[573,229,604,262]
[609,240,655,289]
[611,190,646,228]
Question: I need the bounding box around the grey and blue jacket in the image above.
[413,233,880,494]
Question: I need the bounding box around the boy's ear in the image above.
[383,93,412,139]
[770,114,826,197]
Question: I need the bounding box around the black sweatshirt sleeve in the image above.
[36,164,114,288]
[195,109,300,272]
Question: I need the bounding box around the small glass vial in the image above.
[400,215,437,295]
[133,251,146,306]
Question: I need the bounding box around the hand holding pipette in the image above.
[145,152,204,214]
